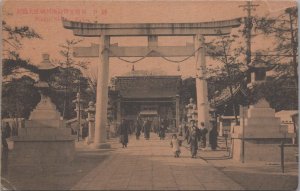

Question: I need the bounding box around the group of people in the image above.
[170,120,218,158]
[169,120,202,158]
[118,118,169,148]
[118,118,218,160]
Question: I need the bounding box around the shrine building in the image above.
[109,70,181,129]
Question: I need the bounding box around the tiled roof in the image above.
[115,76,181,98]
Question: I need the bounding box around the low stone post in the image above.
[86,101,96,144]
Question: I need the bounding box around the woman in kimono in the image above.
[209,122,218,150]
[187,120,200,158]
[119,119,130,148]
[143,118,151,140]
[135,118,142,140]
[159,118,167,140]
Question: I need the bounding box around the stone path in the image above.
[72,133,244,190]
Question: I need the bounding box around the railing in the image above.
[279,142,298,173]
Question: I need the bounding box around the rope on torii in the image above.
[104,47,202,64]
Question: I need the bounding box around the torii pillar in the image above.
[94,36,110,148]
[195,34,210,130]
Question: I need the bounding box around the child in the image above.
[170,134,181,158]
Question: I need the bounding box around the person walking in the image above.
[119,119,130,148]
[135,118,142,140]
[187,120,200,158]
[170,134,181,158]
[200,122,208,148]
[2,122,11,176]
[159,118,167,140]
[144,118,151,140]
[209,122,218,150]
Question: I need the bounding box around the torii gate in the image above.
[62,18,241,148]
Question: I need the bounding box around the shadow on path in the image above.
[4,145,114,190]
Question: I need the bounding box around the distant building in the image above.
[218,115,240,137]
[109,70,181,130]
[275,110,298,144]
[275,110,298,134]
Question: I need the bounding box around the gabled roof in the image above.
[114,75,181,99]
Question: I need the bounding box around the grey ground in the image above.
[4,133,298,190]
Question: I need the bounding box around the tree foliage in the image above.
[247,6,298,111]
[206,34,247,122]
[2,58,38,78]
[2,76,40,119]
[253,6,298,84]
[2,22,42,119]
[180,77,196,106]
[2,21,42,59]
[250,76,298,111]
[47,39,92,119]
[2,21,41,81]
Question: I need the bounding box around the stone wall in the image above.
[10,140,75,165]
[232,138,298,162]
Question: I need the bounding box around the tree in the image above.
[249,6,298,111]
[180,77,196,106]
[2,76,40,120]
[2,22,42,121]
[250,76,298,111]
[253,6,298,86]
[48,39,91,119]
[2,20,41,60]
[2,58,39,83]
[206,34,247,123]
[2,21,41,81]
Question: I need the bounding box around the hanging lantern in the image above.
[131,64,135,71]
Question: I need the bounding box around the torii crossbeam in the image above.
[62,18,241,149]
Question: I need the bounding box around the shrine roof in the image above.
[114,75,181,98]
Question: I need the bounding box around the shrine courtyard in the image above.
[4,133,298,190]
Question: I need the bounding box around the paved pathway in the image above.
[72,133,244,190]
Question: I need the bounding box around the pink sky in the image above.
[2,0,297,79]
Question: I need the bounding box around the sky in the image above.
[2,0,297,80]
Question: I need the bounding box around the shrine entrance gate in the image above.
[62,18,241,148]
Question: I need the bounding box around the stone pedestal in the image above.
[11,94,76,166]
[10,128,75,165]
[26,94,63,128]
[232,99,294,162]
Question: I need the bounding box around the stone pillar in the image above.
[175,95,180,129]
[86,101,95,144]
[93,35,110,149]
[195,34,210,130]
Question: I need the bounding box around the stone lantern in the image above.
[85,101,96,144]
[230,58,293,162]
[73,92,84,140]
[209,107,217,124]
[11,53,75,166]
[186,98,197,124]
[247,60,272,89]
[27,53,62,127]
